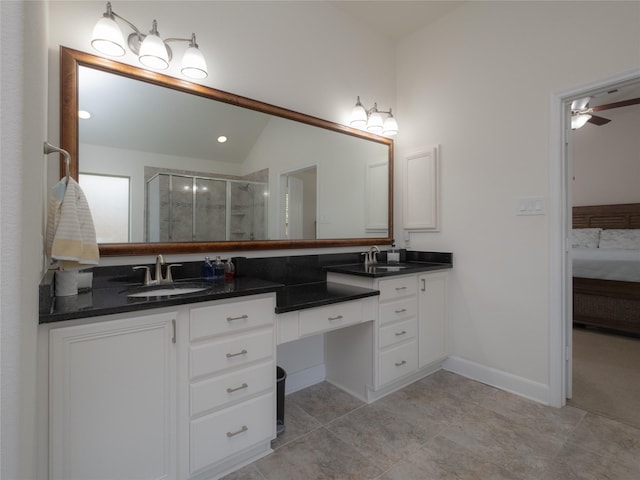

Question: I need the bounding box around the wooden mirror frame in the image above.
[60,47,393,256]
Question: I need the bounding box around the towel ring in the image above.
[44,141,71,184]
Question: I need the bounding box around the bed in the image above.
[572,203,640,336]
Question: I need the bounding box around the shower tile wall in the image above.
[229,183,267,241]
[146,173,266,242]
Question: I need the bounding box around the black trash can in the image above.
[276,366,287,435]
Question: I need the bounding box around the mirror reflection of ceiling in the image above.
[79,66,270,164]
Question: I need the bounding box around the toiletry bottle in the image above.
[202,256,214,279]
[224,259,235,280]
[388,241,400,264]
[214,256,225,278]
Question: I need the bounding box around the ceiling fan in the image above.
[571,95,640,129]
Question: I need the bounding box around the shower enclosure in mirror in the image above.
[145,172,268,242]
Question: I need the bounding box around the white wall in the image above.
[396,1,640,399]
[572,105,640,206]
[1,1,47,478]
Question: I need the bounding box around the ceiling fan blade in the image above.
[591,97,640,112]
[587,115,611,126]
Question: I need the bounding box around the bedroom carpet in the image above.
[569,327,640,429]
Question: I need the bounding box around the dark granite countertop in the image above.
[39,277,284,323]
[275,282,380,314]
[39,250,452,324]
[324,261,452,278]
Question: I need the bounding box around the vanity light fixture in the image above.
[91,2,208,79]
[350,96,398,136]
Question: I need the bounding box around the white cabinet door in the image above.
[403,146,440,230]
[418,272,448,367]
[50,311,177,480]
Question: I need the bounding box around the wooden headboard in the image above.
[573,203,640,229]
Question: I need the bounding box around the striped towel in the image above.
[46,178,99,268]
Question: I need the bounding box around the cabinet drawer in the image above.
[190,360,274,416]
[190,328,273,379]
[379,297,417,325]
[378,339,418,386]
[299,300,362,337]
[378,276,417,302]
[379,318,417,349]
[190,393,274,473]
[190,297,274,341]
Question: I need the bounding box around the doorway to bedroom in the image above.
[565,79,640,429]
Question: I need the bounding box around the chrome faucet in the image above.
[361,245,380,267]
[133,254,182,286]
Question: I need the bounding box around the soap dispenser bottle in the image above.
[202,256,214,279]
[213,256,225,278]
[388,241,400,264]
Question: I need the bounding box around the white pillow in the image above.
[599,229,640,250]
[571,228,601,248]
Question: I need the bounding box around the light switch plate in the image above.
[516,196,545,215]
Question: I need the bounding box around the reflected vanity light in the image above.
[217,136,227,143]
[78,110,91,120]
[91,2,208,79]
[350,96,398,136]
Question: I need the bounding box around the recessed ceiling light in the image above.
[217,135,227,143]
[78,110,91,120]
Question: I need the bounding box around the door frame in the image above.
[549,68,640,408]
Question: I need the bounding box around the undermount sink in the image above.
[125,283,209,298]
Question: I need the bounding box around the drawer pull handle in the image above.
[395,360,407,367]
[226,349,248,358]
[395,330,407,336]
[227,314,249,322]
[394,308,407,314]
[227,383,248,394]
[328,315,344,321]
[226,425,248,438]
[395,286,407,291]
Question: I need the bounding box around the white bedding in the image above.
[572,248,640,282]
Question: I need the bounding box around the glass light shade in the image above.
[181,46,208,79]
[350,104,367,128]
[91,16,126,56]
[382,116,398,136]
[366,111,384,134]
[571,113,591,129]
[139,34,170,70]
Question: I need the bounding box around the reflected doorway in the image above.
[280,166,317,239]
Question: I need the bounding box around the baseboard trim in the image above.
[283,364,326,395]
[443,355,551,405]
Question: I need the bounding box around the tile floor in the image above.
[223,370,640,479]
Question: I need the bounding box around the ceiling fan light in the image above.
[91,15,126,56]
[571,113,591,130]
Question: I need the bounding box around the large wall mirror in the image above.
[60,47,393,256]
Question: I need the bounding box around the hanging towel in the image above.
[46,178,99,269]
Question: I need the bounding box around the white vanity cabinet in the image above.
[327,269,449,399]
[45,293,276,480]
[418,271,448,367]
[49,310,178,480]
[185,296,275,478]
